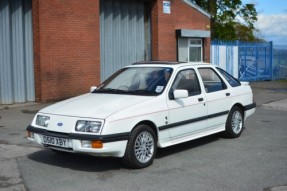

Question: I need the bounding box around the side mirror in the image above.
[90,86,97,93]
[173,89,188,99]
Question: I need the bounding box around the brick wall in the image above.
[151,0,211,62]
[32,0,100,103]
[32,0,210,103]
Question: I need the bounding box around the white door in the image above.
[197,67,231,128]
[166,69,207,138]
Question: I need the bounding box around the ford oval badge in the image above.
[57,122,63,127]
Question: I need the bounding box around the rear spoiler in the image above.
[240,81,249,86]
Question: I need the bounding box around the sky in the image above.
[242,0,287,45]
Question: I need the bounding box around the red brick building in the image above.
[0,0,210,104]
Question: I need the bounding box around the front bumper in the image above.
[27,125,129,157]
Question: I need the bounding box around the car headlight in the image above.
[75,120,102,133]
[36,115,50,127]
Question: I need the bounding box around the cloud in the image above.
[255,14,287,44]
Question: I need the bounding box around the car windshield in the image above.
[94,67,173,96]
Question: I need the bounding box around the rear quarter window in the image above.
[216,67,241,87]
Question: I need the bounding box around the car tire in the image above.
[224,106,244,138]
[122,124,157,169]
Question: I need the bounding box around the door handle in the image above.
[226,93,230,96]
[198,98,204,102]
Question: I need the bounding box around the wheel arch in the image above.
[133,120,158,141]
[231,103,245,118]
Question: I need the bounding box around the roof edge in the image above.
[182,0,211,18]
[176,29,210,38]
[132,61,186,65]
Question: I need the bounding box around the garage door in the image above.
[100,0,150,81]
[0,0,34,105]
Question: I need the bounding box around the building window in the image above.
[189,39,202,62]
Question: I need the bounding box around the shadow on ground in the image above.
[27,149,124,172]
[27,134,221,171]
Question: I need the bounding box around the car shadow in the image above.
[27,133,222,171]
[156,133,221,159]
[27,149,124,172]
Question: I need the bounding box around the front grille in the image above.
[45,131,70,139]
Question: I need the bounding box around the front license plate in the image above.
[43,135,69,148]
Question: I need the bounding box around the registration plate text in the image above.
[43,135,69,148]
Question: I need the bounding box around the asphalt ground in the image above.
[0,81,286,191]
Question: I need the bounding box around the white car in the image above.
[27,61,256,168]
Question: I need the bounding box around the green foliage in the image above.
[192,0,261,41]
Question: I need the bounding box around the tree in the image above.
[192,0,259,41]
[234,23,265,42]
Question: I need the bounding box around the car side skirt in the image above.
[158,124,225,148]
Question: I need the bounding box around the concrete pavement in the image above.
[262,98,287,111]
[0,103,50,191]
[0,145,39,191]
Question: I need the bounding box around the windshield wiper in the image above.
[94,88,128,94]
[94,89,157,95]
[128,90,157,95]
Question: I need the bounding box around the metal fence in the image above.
[211,41,239,78]
[273,49,287,80]
[211,40,287,81]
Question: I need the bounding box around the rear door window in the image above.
[198,68,227,93]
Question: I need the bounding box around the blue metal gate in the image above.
[238,42,272,81]
[211,41,273,81]
[273,49,287,80]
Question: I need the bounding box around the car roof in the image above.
[131,61,212,69]
[132,61,185,65]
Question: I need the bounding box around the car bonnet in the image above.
[38,93,154,119]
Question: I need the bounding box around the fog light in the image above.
[28,131,34,139]
[92,141,103,149]
[81,140,92,148]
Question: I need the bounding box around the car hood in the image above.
[39,93,154,119]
